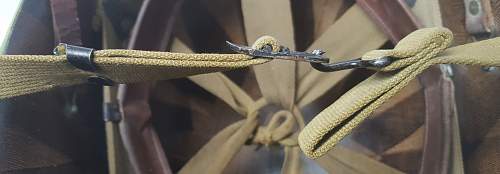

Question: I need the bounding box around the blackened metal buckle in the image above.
[53,43,114,86]
[54,43,97,71]
[226,41,392,72]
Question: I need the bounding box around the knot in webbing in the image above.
[251,110,297,146]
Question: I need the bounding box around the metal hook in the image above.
[310,57,392,72]
[226,41,392,72]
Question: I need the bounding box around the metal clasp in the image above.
[54,43,114,86]
[226,41,329,63]
[226,41,392,72]
[54,43,97,71]
[310,57,392,72]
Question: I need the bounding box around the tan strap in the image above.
[0,40,277,99]
[242,1,303,173]
[4,6,491,174]
[298,27,500,159]
[179,2,402,173]
[172,38,270,174]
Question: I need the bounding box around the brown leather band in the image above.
[127,0,184,50]
[418,67,452,174]
[356,0,421,43]
[117,0,184,173]
[49,0,82,45]
[118,83,173,174]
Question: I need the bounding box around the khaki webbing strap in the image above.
[188,72,256,115]
[179,2,402,173]
[298,27,500,159]
[184,62,401,174]
[173,39,269,174]
[0,40,276,99]
[242,1,303,173]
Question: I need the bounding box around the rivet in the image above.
[469,0,480,15]
[481,66,497,72]
[103,103,121,122]
[405,0,416,7]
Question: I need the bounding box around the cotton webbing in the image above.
[298,27,500,159]
[177,1,402,173]
[242,1,303,173]
[180,43,402,174]
[0,38,278,99]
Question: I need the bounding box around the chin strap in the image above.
[0,36,276,99]
[2,27,498,163]
[298,27,500,159]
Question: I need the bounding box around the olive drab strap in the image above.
[177,1,403,173]
[0,41,274,100]
[298,27,500,159]
[3,5,500,174]
[242,0,302,173]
